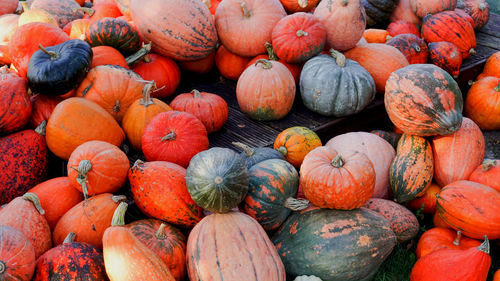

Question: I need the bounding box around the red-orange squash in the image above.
[90,46,128,69]
[477,51,500,79]
[465,77,500,130]
[215,45,252,80]
[457,0,489,28]
[273,126,322,168]
[428,41,463,78]
[416,227,481,258]
[390,0,422,27]
[280,0,320,13]
[0,75,32,135]
[246,43,302,83]
[62,18,90,40]
[386,34,428,64]
[410,0,457,18]
[386,19,420,37]
[29,94,62,128]
[0,225,36,281]
[406,182,441,214]
[362,29,392,43]
[469,159,500,193]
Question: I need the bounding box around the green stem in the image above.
[38,44,58,60]
[478,236,489,254]
[191,89,202,98]
[35,120,47,136]
[264,42,278,61]
[156,223,167,239]
[126,42,152,66]
[329,49,346,67]
[296,30,308,37]
[255,59,273,69]
[284,197,309,211]
[63,232,76,244]
[139,82,156,107]
[331,155,345,168]
[494,81,500,92]
[161,131,176,141]
[240,1,252,18]
[452,231,462,245]
[277,146,288,156]
[481,159,497,171]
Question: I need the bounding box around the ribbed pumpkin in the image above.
[90,46,128,68]
[46,97,125,160]
[34,232,107,281]
[465,77,500,130]
[0,75,32,135]
[215,45,252,80]
[240,159,304,231]
[233,142,286,170]
[432,117,484,186]
[300,146,375,210]
[300,50,376,117]
[386,19,420,37]
[127,220,186,281]
[170,90,228,134]
[85,17,140,56]
[280,0,320,12]
[344,43,409,93]
[272,207,397,281]
[31,0,84,28]
[477,51,500,79]
[122,83,172,151]
[361,0,397,26]
[62,18,90,40]
[237,59,295,121]
[130,0,217,61]
[29,94,62,129]
[187,211,286,281]
[186,147,249,213]
[313,0,366,51]
[103,203,176,281]
[128,160,203,228]
[428,41,463,78]
[457,0,489,28]
[406,182,441,214]
[215,0,286,57]
[384,64,463,136]
[141,111,209,168]
[437,180,500,239]
[416,228,481,258]
[273,126,322,168]
[0,225,36,281]
[246,43,302,83]
[421,11,476,59]
[386,34,428,64]
[410,0,457,18]
[469,159,500,192]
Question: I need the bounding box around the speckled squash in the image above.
[0,225,36,281]
[386,34,428,64]
[85,17,140,56]
[232,142,286,170]
[272,207,397,281]
[273,126,322,168]
[457,0,489,28]
[31,0,84,28]
[428,41,463,78]
[416,227,481,258]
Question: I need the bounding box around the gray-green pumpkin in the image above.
[361,0,397,26]
[185,147,249,213]
[299,50,376,117]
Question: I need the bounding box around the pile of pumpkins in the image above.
[0,0,500,280]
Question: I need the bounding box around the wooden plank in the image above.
[476,33,500,51]
[477,13,500,37]
[222,108,280,147]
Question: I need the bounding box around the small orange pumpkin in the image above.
[273,126,322,168]
[477,51,500,80]
[0,225,36,281]
[465,77,500,130]
[90,46,129,69]
[416,227,481,259]
[406,182,441,214]
[469,159,500,193]
[215,45,252,80]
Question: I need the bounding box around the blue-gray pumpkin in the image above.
[232,142,285,170]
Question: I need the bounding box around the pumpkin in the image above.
[215,45,252,81]
[370,130,401,149]
[240,159,304,231]
[421,11,476,59]
[30,0,84,28]
[187,211,286,281]
[34,232,107,281]
[83,2,122,24]
[130,0,217,61]
[410,0,457,18]
[428,41,463,78]
[29,94,62,128]
[465,77,500,130]
[179,49,216,74]
[28,177,82,230]
[202,0,221,14]
[457,0,489,29]
[237,59,295,121]
[272,207,397,281]
[406,182,441,214]
[90,46,128,68]
[67,140,129,198]
[186,147,249,213]
[361,0,397,27]
[0,75,32,135]
[454,8,476,26]
[386,19,420,37]
[390,0,422,28]
[280,0,319,13]
[215,0,286,57]
[128,160,203,228]
[141,111,209,167]
[469,159,500,192]
[300,146,375,210]
[46,97,125,160]
[271,12,326,64]
[127,220,186,281]
[300,50,376,117]
[52,193,127,249]
[0,14,19,65]
[273,126,322,168]
[0,0,18,16]
[410,238,490,281]
[384,64,463,136]
[386,34,428,64]
[344,43,409,93]
[362,29,392,43]
[0,123,48,205]
[115,0,129,16]
[495,269,500,281]
[85,17,140,56]
[62,18,90,40]
[246,42,302,83]
[170,89,228,133]
[477,51,500,79]
[0,193,52,259]
[18,3,59,27]
[122,83,172,151]
[232,142,286,170]
[416,228,481,258]
[103,203,176,281]
[326,132,396,199]
[432,117,484,186]
[0,225,36,281]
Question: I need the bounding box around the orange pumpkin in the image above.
[215,45,252,80]
[0,225,36,281]
[363,29,392,43]
[477,51,500,80]
[179,49,216,74]
[416,227,481,258]
[410,0,457,18]
[246,42,302,83]
[469,159,500,193]
[495,269,500,281]
[62,18,90,40]
[465,77,500,130]
[386,19,420,37]
[406,182,441,214]
[0,14,19,65]
[90,46,129,69]
[273,126,322,168]
[390,0,422,27]
[280,0,319,12]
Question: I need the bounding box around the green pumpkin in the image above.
[186,147,249,213]
[299,50,376,117]
[272,207,396,281]
[232,142,285,170]
[361,0,397,27]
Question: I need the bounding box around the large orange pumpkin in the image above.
[465,77,500,130]
[477,51,500,79]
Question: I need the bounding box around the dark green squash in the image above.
[232,142,285,170]
[361,0,397,26]
[85,17,141,56]
[27,39,92,96]
[299,50,376,117]
[272,207,397,281]
[186,147,249,213]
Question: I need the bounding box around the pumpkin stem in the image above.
[264,42,278,61]
[111,202,128,227]
[478,2,487,10]
[126,42,152,66]
[232,142,255,156]
[63,232,76,244]
[277,146,288,156]
[111,195,127,203]
[155,223,167,239]
[329,49,346,67]
[76,160,92,200]
[452,231,462,245]
[191,89,203,98]
[284,197,310,211]
[296,30,308,37]
[214,176,224,184]
[341,0,349,6]
[161,131,177,141]
[38,44,58,60]
[494,81,500,92]
[481,159,496,171]
[74,7,95,16]
[139,81,156,107]
[255,59,273,69]
[469,48,476,55]
[22,193,45,215]
[413,44,421,52]
[133,159,145,167]
[35,120,47,136]
[113,100,121,113]
[240,1,252,18]
[331,155,345,168]
[478,236,490,254]
[298,0,308,8]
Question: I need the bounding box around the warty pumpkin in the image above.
[30,0,84,28]
[215,45,252,81]
[90,46,128,69]
[428,41,463,78]
[465,77,500,130]
[85,17,140,56]
[386,19,420,37]
[386,34,428,64]
[280,0,320,13]
[0,75,32,135]
[406,182,441,214]
[416,228,481,258]
[0,225,36,281]
[469,159,500,192]
[273,126,322,168]
[410,0,457,18]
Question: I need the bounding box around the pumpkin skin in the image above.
[361,0,397,27]
[344,43,409,93]
[457,0,489,29]
[31,0,84,28]
[326,132,396,199]
[187,211,286,281]
[271,12,326,64]
[90,46,128,68]
[85,17,140,56]
[0,225,36,281]
[46,97,125,160]
[202,0,221,14]
[300,146,376,210]
[0,14,19,65]
[240,159,300,231]
[410,0,457,18]
[215,0,286,57]
[0,0,18,16]
[416,227,481,259]
[0,76,32,135]
[432,117,484,187]
[478,51,500,79]
[362,29,392,43]
[18,5,59,27]
[300,51,376,117]
[406,182,441,214]
[127,220,186,281]
[465,77,500,130]
[273,126,322,168]
[84,3,123,24]
[179,49,215,74]
[280,0,320,13]
[246,43,302,84]
[386,34,428,64]
[130,0,217,61]
[384,64,463,136]
[386,19,420,37]
[186,147,249,213]
[128,160,204,228]
[170,90,228,134]
[272,207,397,281]
[421,11,476,59]
[390,0,422,27]
[62,18,90,40]
[142,111,209,168]
[215,45,252,80]
[29,94,62,128]
[370,130,401,149]
[469,159,500,192]
[233,142,286,170]
[428,41,463,78]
